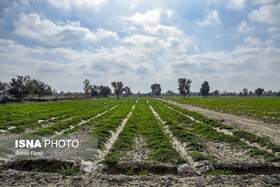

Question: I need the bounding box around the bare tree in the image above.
[111,81,124,99]
[178,78,192,99]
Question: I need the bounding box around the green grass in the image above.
[186,141,205,151]
[164,97,280,124]
[90,102,135,149]
[204,169,232,176]
[28,101,124,135]
[233,130,280,153]
[147,99,217,163]
[189,152,214,162]
[190,123,244,146]
[124,167,150,175]
[58,164,77,176]
[0,98,125,134]
[125,167,135,175]
[248,148,280,161]
[160,100,232,130]
[190,123,280,162]
[139,169,150,175]
[103,99,185,165]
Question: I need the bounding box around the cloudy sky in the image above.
[0,0,279,93]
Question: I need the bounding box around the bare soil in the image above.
[1,98,280,186]
[122,135,151,162]
[93,104,135,167]
[159,99,280,144]
[1,168,280,186]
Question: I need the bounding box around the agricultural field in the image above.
[164,97,280,124]
[0,98,125,134]
[0,97,280,186]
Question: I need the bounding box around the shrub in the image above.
[58,164,77,176]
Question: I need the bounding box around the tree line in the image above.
[149,79,209,98]
[82,79,132,99]
[149,79,280,98]
[1,75,279,101]
[0,75,52,100]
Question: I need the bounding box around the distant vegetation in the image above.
[83,79,112,98]
[164,97,280,124]
[1,76,279,102]
[0,75,52,101]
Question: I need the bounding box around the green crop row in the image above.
[148,99,193,125]
[164,97,280,124]
[2,98,126,134]
[90,100,136,149]
[159,99,280,157]
[0,98,123,130]
[233,130,280,153]
[1,100,89,125]
[103,99,185,165]
[189,123,280,162]
[29,103,118,135]
[190,123,245,146]
[147,99,215,162]
[160,100,232,130]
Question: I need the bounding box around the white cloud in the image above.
[14,14,118,45]
[245,37,262,46]
[171,47,280,91]
[124,10,192,54]
[264,39,274,46]
[237,21,254,33]
[47,0,107,10]
[95,28,119,40]
[1,38,280,92]
[249,3,280,25]
[198,10,221,26]
[227,0,247,10]
[143,25,183,38]
[123,34,166,54]
[125,9,161,27]
[252,0,278,5]
[268,27,280,33]
[167,10,173,19]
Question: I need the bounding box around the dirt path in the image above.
[159,99,280,144]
